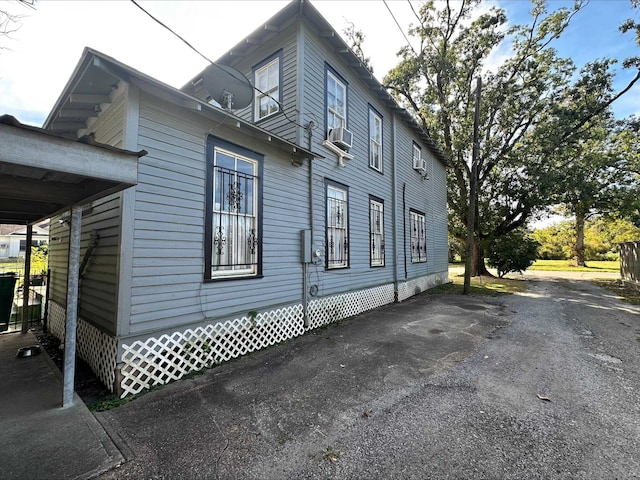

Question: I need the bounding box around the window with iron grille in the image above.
[370,197,385,266]
[205,136,262,280]
[410,210,427,263]
[326,181,349,269]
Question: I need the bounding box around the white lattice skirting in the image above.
[120,283,397,397]
[48,302,118,392]
[49,273,447,398]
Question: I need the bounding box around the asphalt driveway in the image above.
[96,278,640,479]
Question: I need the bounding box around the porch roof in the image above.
[0,115,145,224]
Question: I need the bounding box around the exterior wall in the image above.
[126,91,311,336]
[0,236,20,259]
[44,8,450,396]
[47,89,127,335]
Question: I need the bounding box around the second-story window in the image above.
[326,68,347,134]
[254,54,280,121]
[412,142,425,172]
[369,107,383,172]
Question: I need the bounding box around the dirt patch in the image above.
[32,326,112,406]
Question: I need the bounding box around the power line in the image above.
[383,0,416,55]
[407,0,421,23]
[130,0,214,65]
[129,0,308,130]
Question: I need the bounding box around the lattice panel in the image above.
[397,272,449,302]
[120,305,306,397]
[119,284,395,398]
[76,320,118,392]
[48,301,66,341]
[306,284,395,330]
[47,301,118,392]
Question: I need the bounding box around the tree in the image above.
[485,230,539,278]
[608,116,640,226]
[531,222,575,260]
[383,0,640,276]
[0,0,36,52]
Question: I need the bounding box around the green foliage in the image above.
[30,245,48,275]
[382,0,635,272]
[532,218,640,261]
[531,222,575,260]
[485,231,539,278]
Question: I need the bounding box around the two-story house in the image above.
[44,0,449,397]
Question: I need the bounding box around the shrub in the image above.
[486,231,539,278]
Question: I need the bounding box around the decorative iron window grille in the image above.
[211,154,259,277]
[370,198,385,266]
[410,210,427,263]
[327,183,348,268]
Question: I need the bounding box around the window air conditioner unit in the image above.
[413,155,427,173]
[329,127,353,150]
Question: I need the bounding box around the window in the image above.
[410,210,427,263]
[254,54,280,121]
[326,68,347,135]
[326,181,349,269]
[412,142,425,172]
[370,197,385,267]
[369,107,383,171]
[205,136,263,280]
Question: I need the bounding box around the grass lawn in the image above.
[529,259,619,272]
[432,271,527,296]
[592,279,640,306]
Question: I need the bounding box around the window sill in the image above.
[204,274,264,283]
[323,140,354,167]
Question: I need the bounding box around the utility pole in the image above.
[463,77,481,295]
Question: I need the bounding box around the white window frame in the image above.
[327,70,347,133]
[413,142,425,171]
[410,210,427,263]
[369,108,383,172]
[254,56,280,121]
[326,182,349,269]
[370,198,385,267]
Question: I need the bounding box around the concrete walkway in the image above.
[0,331,123,480]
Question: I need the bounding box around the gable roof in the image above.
[43,48,319,165]
[183,0,449,167]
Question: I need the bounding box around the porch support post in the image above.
[21,224,33,333]
[62,205,82,408]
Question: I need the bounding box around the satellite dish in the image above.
[201,63,253,110]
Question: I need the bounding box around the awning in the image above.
[0,114,145,407]
[0,115,144,224]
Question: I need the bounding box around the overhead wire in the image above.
[383,0,417,55]
[129,0,310,130]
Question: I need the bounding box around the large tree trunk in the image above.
[572,208,587,267]
[471,236,492,277]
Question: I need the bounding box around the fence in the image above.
[619,241,640,287]
[0,270,48,333]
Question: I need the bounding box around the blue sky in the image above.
[0,0,638,126]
